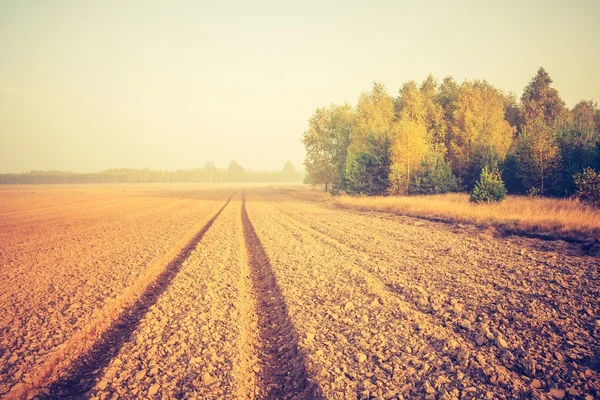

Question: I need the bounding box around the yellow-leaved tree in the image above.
[420,75,447,146]
[348,82,395,154]
[388,81,430,195]
[521,67,569,128]
[446,80,515,186]
[345,83,395,195]
[303,104,354,192]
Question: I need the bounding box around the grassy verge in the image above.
[276,186,600,242]
[333,193,600,242]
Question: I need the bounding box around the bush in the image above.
[410,151,462,194]
[574,167,600,206]
[469,166,507,203]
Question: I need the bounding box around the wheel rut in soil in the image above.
[41,193,236,399]
[240,192,320,400]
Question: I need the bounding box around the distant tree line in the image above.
[0,161,303,184]
[303,68,600,198]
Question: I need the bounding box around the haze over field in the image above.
[1,0,600,173]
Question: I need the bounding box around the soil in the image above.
[0,185,598,399]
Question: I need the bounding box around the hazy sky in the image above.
[1,0,599,173]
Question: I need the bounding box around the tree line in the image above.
[0,161,303,184]
[302,68,600,199]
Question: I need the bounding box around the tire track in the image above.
[84,193,243,399]
[29,192,236,399]
[240,191,320,399]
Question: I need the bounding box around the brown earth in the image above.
[0,185,232,398]
[0,185,598,399]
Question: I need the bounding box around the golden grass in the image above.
[308,192,600,241]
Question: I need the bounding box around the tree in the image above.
[420,75,447,145]
[302,104,354,191]
[438,76,459,141]
[549,100,600,196]
[516,116,561,194]
[389,120,429,194]
[446,80,515,187]
[502,92,523,133]
[410,148,461,194]
[521,67,568,127]
[204,161,218,182]
[301,70,598,199]
[228,161,244,174]
[345,135,391,195]
[303,108,336,190]
[345,83,394,193]
[282,161,296,173]
[388,82,430,194]
[394,81,425,122]
[501,151,526,194]
[469,166,507,203]
[204,161,216,170]
[571,100,599,145]
[329,104,354,190]
[348,82,395,154]
[574,168,600,206]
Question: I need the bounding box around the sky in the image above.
[1,0,599,173]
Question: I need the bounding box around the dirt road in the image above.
[0,185,598,399]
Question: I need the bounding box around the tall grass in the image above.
[333,193,600,241]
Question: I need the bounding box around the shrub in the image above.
[574,167,600,206]
[410,151,462,194]
[469,166,507,203]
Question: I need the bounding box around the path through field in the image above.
[0,185,598,399]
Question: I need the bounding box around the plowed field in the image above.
[0,185,598,399]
